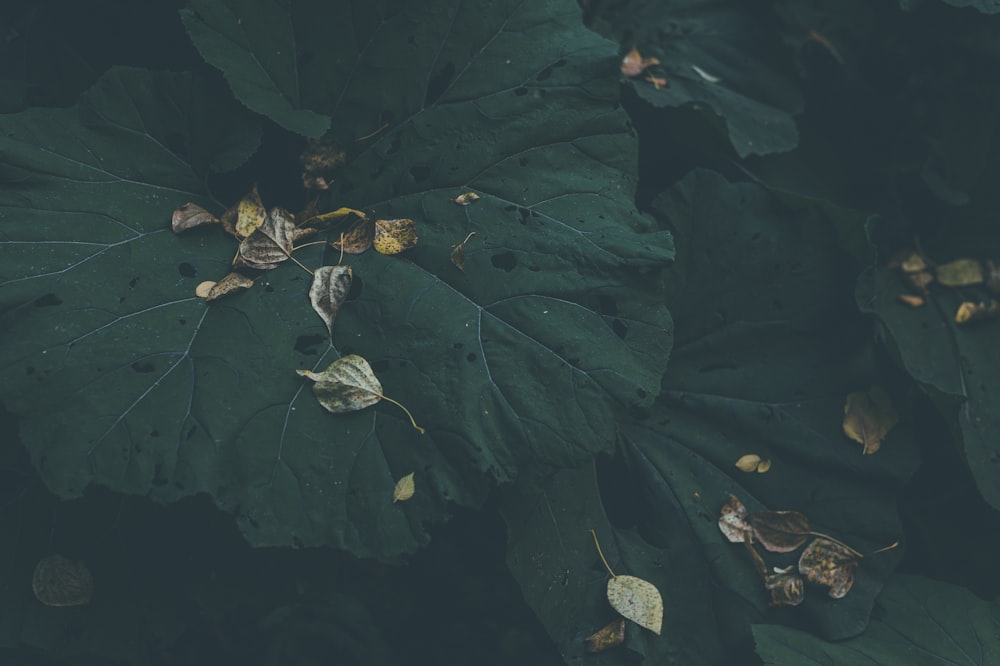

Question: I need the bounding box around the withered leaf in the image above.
[32,555,94,607]
[331,220,374,254]
[373,218,419,255]
[765,568,804,607]
[606,575,663,635]
[304,207,368,227]
[453,192,480,206]
[899,252,927,273]
[300,136,347,190]
[392,472,415,503]
[206,272,254,301]
[718,494,752,543]
[236,207,296,270]
[734,453,770,473]
[235,184,266,238]
[956,299,1000,325]
[897,293,925,308]
[195,280,217,298]
[935,258,983,286]
[171,202,218,233]
[748,510,810,553]
[798,538,858,599]
[620,46,660,77]
[842,386,898,454]
[584,619,625,653]
[309,265,353,336]
[756,458,772,473]
[450,231,476,272]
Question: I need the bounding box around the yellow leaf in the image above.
[842,386,898,454]
[393,472,415,503]
[453,192,480,206]
[756,458,772,473]
[235,207,297,270]
[936,258,983,286]
[606,575,663,635]
[735,454,762,472]
[195,280,217,298]
[206,272,254,301]
[235,184,266,238]
[373,218,419,255]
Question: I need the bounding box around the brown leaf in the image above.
[718,494,752,543]
[898,252,927,273]
[956,299,1000,325]
[450,231,476,272]
[644,74,668,89]
[32,555,93,607]
[897,293,925,308]
[300,136,347,190]
[935,258,983,286]
[331,220,375,254]
[235,184,267,238]
[620,46,660,77]
[309,265,353,336]
[798,538,858,599]
[584,619,625,653]
[748,510,810,553]
[373,219,419,255]
[453,192,480,206]
[171,202,218,233]
[842,386,898,454]
[765,568,805,607]
[236,207,296,270]
[219,201,238,236]
[206,272,254,301]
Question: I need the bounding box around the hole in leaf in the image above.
[177,262,197,277]
[294,334,325,355]
[34,293,62,307]
[131,361,155,373]
[425,61,455,105]
[491,252,516,272]
[466,353,477,362]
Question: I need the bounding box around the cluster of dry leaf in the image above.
[891,246,1000,324]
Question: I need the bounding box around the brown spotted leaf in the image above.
[236,207,296,270]
[373,218,418,255]
[171,202,218,233]
[606,574,663,635]
[331,220,374,254]
[748,510,810,553]
[765,569,804,607]
[235,184,266,238]
[309,265,353,336]
[798,538,858,599]
[206,271,254,301]
[718,494,752,543]
[296,354,383,413]
[584,619,625,653]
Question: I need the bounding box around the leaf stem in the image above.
[589,529,617,578]
[377,393,425,434]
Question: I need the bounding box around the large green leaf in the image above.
[0,1,673,558]
[503,170,919,664]
[754,574,1000,665]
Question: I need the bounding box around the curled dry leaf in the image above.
[235,184,267,238]
[236,207,297,270]
[195,280,217,298]
[392,472,415,503]
[765,569,804,607]
[450,231,476,272]
[584,619,625,653]
[309,265,353,336]
[331,221,374,254]
[620,46,659,77]
[32,555,94,607]
[206,272,254,301]
[935,258,983,287]
[453,192,480,206]
[373,218,419,255]
[798,538,858,599]
[171,202,218,233]
[748,511,810,553]
[842,386,898,454]
[606,575,663,635]
[956,299,1000,325]
[718,494,752,543]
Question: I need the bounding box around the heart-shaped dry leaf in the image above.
[748,510,810,553]
[309,265,353,336]
[331,221,374,254]
[606,575,663,635]
[842,386,898,454]
[373,218,418,255]
[798,538,858,599]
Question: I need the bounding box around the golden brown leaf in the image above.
[309,265,353,336]
[899,252,927,273]
[450,231,476,272]
[798,538,858,599]
[584,619,625,653]
[392,472,415,503]
[718,494,752,543]
[756,458,772,473]
[235,184,267,238]
[236,207,297,270]
[936,258,983,286]
[735,454,761,472]
[897,293,925,308]
[32,555,93,607]
[644,74,668,89]
[620,46,660,77]
[842,386,898,454]
[171,202,219,233]
[206,272,254,301]
[748,511,810,553]
[373,218,419,255]
[331,221,375,254]
[195,280,217,298]
[453,192,480,206]
[765,568,804,607]
[956,299,1000,325]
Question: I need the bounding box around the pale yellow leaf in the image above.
[606,575,663,635]
[393,472,415,503]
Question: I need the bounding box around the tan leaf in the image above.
[304,207,368,227]
[32,555,93,607]
[584,619,625,653]
[798,538,858,599]
[718,494,752,543]
[842,386,898,454]
[195,280,217,298]
[450,231,476,272]
[392,472,415,503]
[236,207,296,270]
[206,272,254,301]
[644,74,668,89]
[620,46,660,77]
[765,569,804,607]
[899,252,927,273]
[373,218,419,255]
[309,265,353,336]
[453,192,480,206]
[756,459,772,473]
[171,202,218,233]
[735,454,762,472]
[936,258,983,286]
[748,510,810,553]
[331,220,375,254]
[956,299,1000,325]
[235,184,267,238]
[897,293,925,307]
[300,137,347,190]
[606,575,663,635]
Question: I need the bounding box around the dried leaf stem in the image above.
[590,529,617,578]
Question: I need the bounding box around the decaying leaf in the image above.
[236,207,296,270]
[590,530,664,635]
[309,265,353,336]
[897,293,925,307]
[331,221,375,254]
[935,258,983,286]
[842,386,898,454]
[748,511,810,553]
[956,299,1000,325]
[798,538,858,599]
[303,207,368,227]
[735,453,770,473]
[32,555,94,607]
[195,280,217,298]
[453,192,480,206]
[297,355,424,432]
[765,568,805,607]
[620,46,659,77]
[206,271,254,301]
[171,202,218,233]
[235,184,267,238]
[300,136,347,190]
[585,619,626,653]
[373,218,419,255]
[450,232,476,272]
[718,494,752,543]
[392,472,415,503]
[898,252,927,273]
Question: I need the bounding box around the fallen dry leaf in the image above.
[392,472,415,502]
[936,258,983,287]
[842,386,898,454]
[236,207,297,270]
[331,221,375,254]
[735,454,761,472]
[206,271,254,301]
[897,293,925,308]
[195,280,217,298]
[171,202,218,233]
[718,494,752,543]
[748,510,810,553]
[373,218,419,255]
[620,46,660,77]
[453,192,480,206]
[235,184,267,238]
[584,619,625,653]
[956,299,1000,325]
[590,529,663,635]
[798,538,858,599]
[765,568,804,607]
[450,231,477,272]
[309,265,353,336]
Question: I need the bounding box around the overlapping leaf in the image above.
[0,0,673,557]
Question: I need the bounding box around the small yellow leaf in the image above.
[735,454,762,472]
[842,386,898,454]
[756,458,772,473]
[195,281,217,298]
[373,219,419,255]
[606,575,663,635]
[936,258,983,286]
[899,252,927,273]
[955,299,1000,325]
[235,184,267,238]
[453,192,480,206]
[393,472,415,502]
